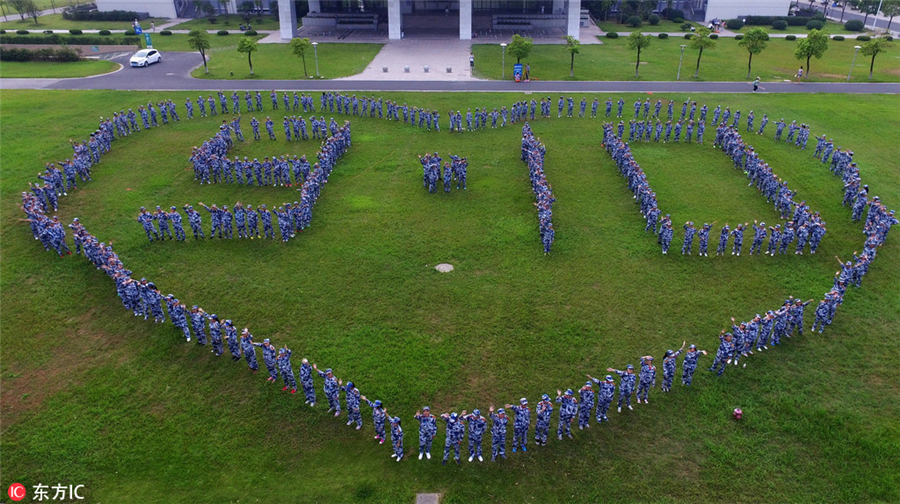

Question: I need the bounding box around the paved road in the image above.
[2,51,899,93]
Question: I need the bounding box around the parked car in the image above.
[130,49,161,67]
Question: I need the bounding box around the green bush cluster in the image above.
[844,20,865,31]
[62,9,142,21]
[0,34,141,46]
[0,46,80,62]
[657,33,668,39]
[605,32,618,39]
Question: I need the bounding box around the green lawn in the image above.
[473,36,900,82]
[0,58,118,77]
[192,42,383,80]
[167,14,283,32]
[0,13,168,31]
[597,19,698,33]
[1,90,899,504]
[743,20,863,36]
[147,32,264,53]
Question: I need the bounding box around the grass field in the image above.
[472,36,900,82]
[1,90,899,504]
[191,42,383,80]
[167,14,283,32]
[0,13,168,31]
[0,58,118,77]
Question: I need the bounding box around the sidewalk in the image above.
[337,38,477,81]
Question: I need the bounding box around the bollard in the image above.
[424,65,429,73]
[383,66,388,72]
[404,65,410,73]
[446,66,452,73]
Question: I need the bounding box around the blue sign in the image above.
[134,26,142,34]
[513,63,523,76]
[144,33,152,48]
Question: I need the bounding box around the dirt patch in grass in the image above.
[0,309,126,424]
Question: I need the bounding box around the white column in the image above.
[308,0,321,13]
[567,0,581,39]
[388,0,401,40]
[459,0,472,40]
[279,0,297,40]
[553,0,565,15]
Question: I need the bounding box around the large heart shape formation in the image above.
[18,90,897,465]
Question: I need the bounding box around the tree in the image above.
[507,33,533,64]
[188,28,211,74]
[739,27,769,78]
[8,0,28,20]
[851,0,879,24]
[237,35,258,75]
[794,28,829,77]
[860,37,893,79]
[290,37,312,77]
[23,0,39,24]
[253,0,263,20]
[564,35,581,77]
[239,0,254,23]
[9,0,40,23]
[689,27,716,78]
[881,0,900,30]
[626,31,652,78]
[218,0,230,23]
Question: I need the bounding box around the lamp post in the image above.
[677,44,686,81]
[500,42,507,80]
[848,45,861,82]
[312,41,319,77]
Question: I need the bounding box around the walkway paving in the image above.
[338,38,475,81]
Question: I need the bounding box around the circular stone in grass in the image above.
[434,263,454,273]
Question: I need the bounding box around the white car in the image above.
[130,49,161,67]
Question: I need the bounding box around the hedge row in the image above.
[743,15,819,27]
[0,34,140,46]
[62,9,144,21]
[0,46,81,62]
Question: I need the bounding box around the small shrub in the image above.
[69,29,83,35]
[672,17,684,24]
[124,29,136,36]
[684,33,693,39]
[657,33,669,39]
[726,19,744,30]
[833,35,845,41]
[16,29,30,35]
[772,20,788,30]
[885,35,894,41]
[680,22,692,31]
[709,33,718,39]
[244,29,258,35]
[217,30,229,36]
[856,35,871,41]
[648,14,660,26]
[663,8,686,21]
[734,34,744,40]
[626,15,642,28]
[0,30,6,35]
[43,29,54,34]
[209,16,217,24]
[806,19,825,30]
[98,29,111,35]
[160,30,172,35]
[605,32,618,39]
[785,34,797,41]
